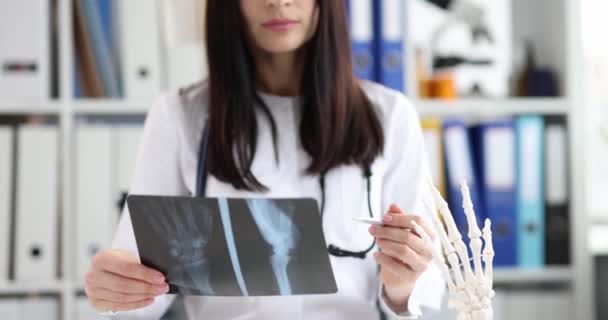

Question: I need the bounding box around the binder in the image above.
[0,0,50,99]
[76,296,105,320]
[97,0,113,47]
[373,0,405,91]
[160,0,208,90]
[0,299,19,320]
[14,125,59,281]
[81,0,121,97]
[516,116,545,267]
[544,115,570,265]
[114,125,143,213]
[421,118,445,196]
[0,127,13,283]
[347,0,376,81]
[117,0,163,99]
[471,119,517,266]
[75,126,116,279]
[442,119,484,237]
[73,0,104,97]
[21,297,59,320]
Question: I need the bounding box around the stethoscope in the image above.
[196,124,376,259]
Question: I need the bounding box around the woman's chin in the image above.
[257,41,306,55]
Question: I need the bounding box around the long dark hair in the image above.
[205,0,384,191]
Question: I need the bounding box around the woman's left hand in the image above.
[369,204,436,312]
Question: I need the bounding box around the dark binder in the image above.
[544,115,571,265]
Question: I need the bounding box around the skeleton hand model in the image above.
[412,180,495,320]
[246,199,300,295]
[149,199,215,295]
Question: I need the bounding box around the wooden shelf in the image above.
[415,98,569,117]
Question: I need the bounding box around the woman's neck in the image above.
[253,49,305,97]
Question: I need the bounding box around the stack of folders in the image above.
[0,0,51,99]
[421,115,570,268]
[74,123,143,279]
[347,0,406,92]
[73,0,208,99]
[0,297,59,320]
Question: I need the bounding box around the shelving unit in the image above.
[0,100,63,115]
[415,98,570,117]
[493,267,573,285]
[72,101,150,115]
[0,0,593,319]
[406,0,592,319]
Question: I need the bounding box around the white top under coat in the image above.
[109,80,445,320]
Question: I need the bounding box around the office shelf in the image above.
[589,224,608,255]
[415,98,570,117]
[71,99,151,115]
[0,100,63,115]
[493,267,573,285]
[0,282,65,295]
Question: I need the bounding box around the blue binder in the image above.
[516,116,545,267]
[373,0,405,91]
[442,119,484,239]
[81,0,121,98]
[98,0,113,47]
[471,119,518,266]
[347,0,376,81]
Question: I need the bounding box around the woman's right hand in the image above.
[85,250,170,313]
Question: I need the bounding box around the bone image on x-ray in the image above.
[246,198,300,295]
[148,198,215,295]
[218,198,250,296]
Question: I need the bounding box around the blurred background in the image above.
[0,0,605,319]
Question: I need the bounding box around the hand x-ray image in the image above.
[127,195,337,296]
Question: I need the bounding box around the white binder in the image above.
[75,125,116,279]
[0,0,50,99]
[0,298,20,320]
[114,125,143,213]
[0,127,13,283]
[20,297,59,320]
[76,296,105,320]
[117,0,163,100]
[160,0,208,90]
[14,125,58,281]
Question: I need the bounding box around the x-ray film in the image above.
[127,195,337,296]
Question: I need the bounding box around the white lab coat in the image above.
[109,80,445,319]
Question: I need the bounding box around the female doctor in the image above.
[85,0,445,319]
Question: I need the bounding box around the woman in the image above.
[85,0,445,319]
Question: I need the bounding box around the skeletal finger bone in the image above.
[482,219,494,286]
[429,182,476,285]
[461,181,484,281]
